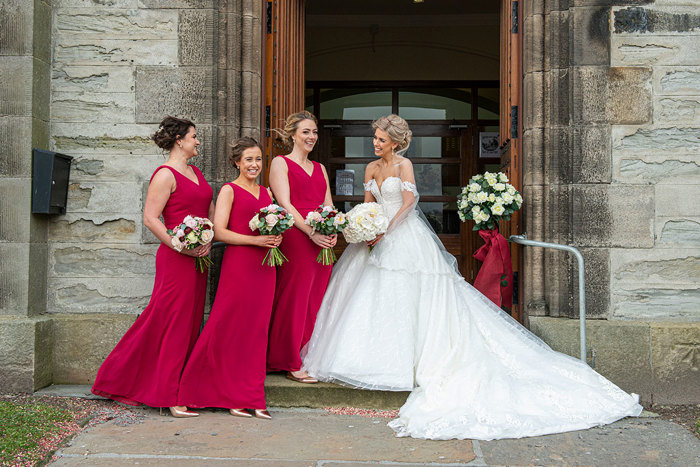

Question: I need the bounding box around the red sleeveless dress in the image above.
[267,156,332,372]
[92,165,212,407]
[178,183,276,409]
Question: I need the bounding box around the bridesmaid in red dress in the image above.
[267,111,337,383]
[178,137,281,419]
[92,116,214,417]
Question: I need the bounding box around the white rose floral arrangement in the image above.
[342,202,389,250]
[167,215,215,272]
[457,172,523,231]
[249,204,294,266]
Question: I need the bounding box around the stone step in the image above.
[35,375,411,409]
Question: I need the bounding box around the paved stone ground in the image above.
[49,407,700,467]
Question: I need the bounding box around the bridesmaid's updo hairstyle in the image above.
[230,136,263,166]
[372,114,412,154]
[275,110,318,147]
[152,116,196,150]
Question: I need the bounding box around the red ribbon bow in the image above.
[472,229,513,308]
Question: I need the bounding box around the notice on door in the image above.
[336,169,354,196]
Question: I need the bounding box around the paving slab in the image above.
[50,406,700,467]
[54,408,475,465]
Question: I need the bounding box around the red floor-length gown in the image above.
[92,165,212,407]
[267,156,332,372]
[178,184,276,409]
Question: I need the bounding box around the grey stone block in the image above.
[52,91,135,123]
[138,0,214,7]
[52,313,138,385]
[612,35,699,66]
[32,0,52,64]
[0,56,33,116]
[216,69,239,125]
[135,66,213,124]
[613,126,700,153]
[656,184,700,217]
[240,71,261,130]
[571,8,611,66]
[0,116,32,177]
[48,214,140,244]
[573,66,653,125]
[655,68,700,96]
[53,39,178,67]
[572,125,612,183]
[656,97,700,124]
[31,57,50,121]
[616,156,700,185]
[528,317,654,401]
[650,323,700,404]
[523,72,545,130]
[48,277,153,314]
[240,14,261,74]
[548,10,570,70]
[658,218,700,247]
[0,178,31,242]
[65,181,143,214]
[0,0,33,56]
[28,242,48,317]
[52,66,135,93]
[571,184,654,248]
[52,123,157,155]
[613,6,700,34]
[179,9,215,66]
[546,126,572,184]
[0,318,36,392]
[70,154,163,182]
[49,244,157,277]
[522,128,545,186]
[54,9,178,41]
[547,68,570,127]
[524,15,545,74]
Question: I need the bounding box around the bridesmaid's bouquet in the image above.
[304,205,348,265]
[167,215,215,273]
[342,202,389,251]
[457,171,523,231]
[249,204,294,266]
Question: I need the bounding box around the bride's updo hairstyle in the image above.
[372,114,412,154]
[275,110,318,148]
[152,116,195,150]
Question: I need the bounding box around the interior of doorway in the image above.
[304,0,502,280]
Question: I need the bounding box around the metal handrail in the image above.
[508,233,587,363]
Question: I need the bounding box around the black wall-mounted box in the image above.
[32,149,73,215]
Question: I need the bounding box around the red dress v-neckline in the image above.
[232,182,261,201]
[284,156,315,177]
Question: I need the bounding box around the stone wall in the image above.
[522,0,699,403]
[0,0,54,392]
[0,0,263,390]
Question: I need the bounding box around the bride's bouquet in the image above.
[457,171,523,231]
[249,204,294,266]
[304,205,348,265]
[167,215,215,273]
[342,202,389,251]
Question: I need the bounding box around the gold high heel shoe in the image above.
[254,409,272,420]
[169,406,199,418]
[230,408,252,418]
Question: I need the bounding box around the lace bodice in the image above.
[364,177,418,219]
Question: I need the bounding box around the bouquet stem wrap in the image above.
[473,228,513,308]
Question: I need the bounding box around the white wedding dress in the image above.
[302,176,642,441]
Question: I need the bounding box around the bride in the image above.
[301,114,643,441]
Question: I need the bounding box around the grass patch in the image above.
[0,400,72,466]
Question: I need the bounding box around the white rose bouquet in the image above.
[304,205,348,265]
[342,202,389,251]
[457,171,523,231]
[249,204,294,266]
[167,215,215,272]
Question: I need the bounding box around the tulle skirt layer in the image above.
[302,214,642,440]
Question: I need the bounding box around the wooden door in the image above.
[263,0,306,179]
[499,0,523,321]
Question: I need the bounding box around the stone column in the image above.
[0,0,54,392]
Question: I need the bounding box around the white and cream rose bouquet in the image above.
[457,171,523,231]
[342,202,389,251]
[167,215,215,272]
[249,204,294,266]
[304,205,348,265]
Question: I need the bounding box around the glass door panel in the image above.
[319,88,392,120]
[398,88,472,120]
